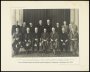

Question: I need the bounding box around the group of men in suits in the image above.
[12,19,79,55]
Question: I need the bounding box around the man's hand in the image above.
[19,42,21,44]
[62,43,65,45]
[51,39,53,41]
[28,40,31,42]
[44,39,47,41]
[26,43,29,46]
[39,42,42,46]
[16,44,17,48]
[65,39,68,42]
[25,40,26,42]
[55,39,57,42]
[35,38,38,41]
[16,38,19,40]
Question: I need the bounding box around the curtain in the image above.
[23,9,70,26]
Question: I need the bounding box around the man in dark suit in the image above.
[33,27,39,52]
[21,22,27,47]
[40,28,49,53]
[29,22,34,35]
[12,21,20,36]
[46,19,52,34]
[50,27,59,55]
[60,27,69,52]
[24,27,32,54]
[38,20,44,40]
[45,19,52,45]
[62,21,69,34]
[55,22,62,49]
[12,27,22,55]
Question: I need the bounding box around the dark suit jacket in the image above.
[12,25,20,35]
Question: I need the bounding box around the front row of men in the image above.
[12,21,79,56]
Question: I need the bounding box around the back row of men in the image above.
[12,19,78,36]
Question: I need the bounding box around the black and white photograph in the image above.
[1,1,89,71]
[12,9,79,57]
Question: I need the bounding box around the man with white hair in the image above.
[50,27,59,55]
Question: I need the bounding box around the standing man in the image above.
[29,22,34,35]
[62,21,69,34]
[12,21,20,36]
[55,22,61,34]
[50,27,59,55]
[21,22,27,47]
[55,22,62,50]
[38,20,44,40]
[46,19,52,34]
[72,22,78,33]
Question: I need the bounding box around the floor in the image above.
[12,48,79,57]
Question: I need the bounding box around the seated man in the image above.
[68,25,79,55]
[33,27,39,52]
[21,22,27,48]
[60,27,69,52]
[40,28,49,53]
[12,27,22,55]
[24,27,32,54]
[50,27,59,55]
